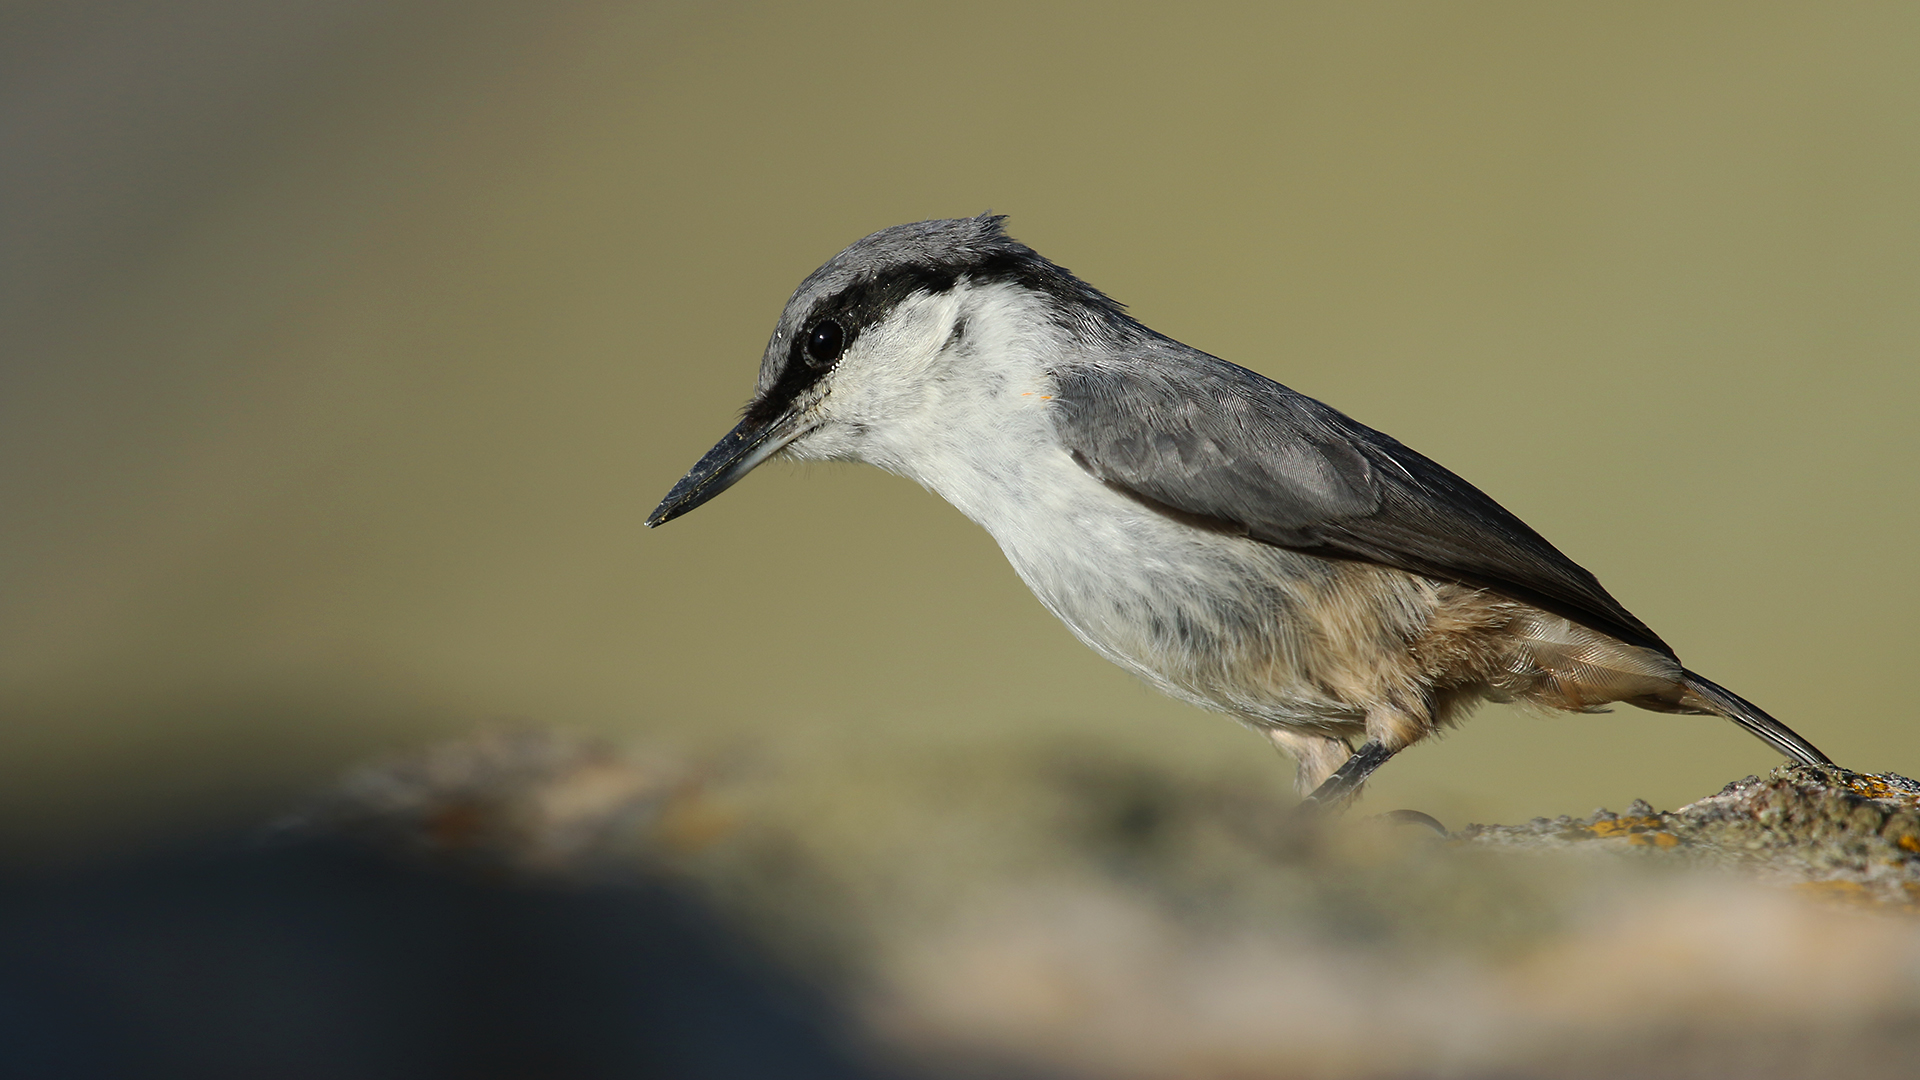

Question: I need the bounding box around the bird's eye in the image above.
[805,320,844,366]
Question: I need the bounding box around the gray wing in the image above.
[1050,350,1670,655]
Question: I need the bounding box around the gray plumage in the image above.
[649,214,1831,804]
[1051,357,1664,651]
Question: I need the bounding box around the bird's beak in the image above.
[645,408,807,527]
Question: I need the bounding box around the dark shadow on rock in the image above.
[0,836,890,1080]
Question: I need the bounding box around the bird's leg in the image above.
[1294,739,1397,814]
[1265,729,1356,794]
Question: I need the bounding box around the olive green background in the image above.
[2,0,1914,850]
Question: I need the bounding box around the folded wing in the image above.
[1049,347,1670,655]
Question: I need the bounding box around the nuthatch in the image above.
[648,215,1831,808]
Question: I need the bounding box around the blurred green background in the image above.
[2,0,1914,853]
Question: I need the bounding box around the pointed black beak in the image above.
[646,411,802,527]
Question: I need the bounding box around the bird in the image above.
[646,214,1832,809]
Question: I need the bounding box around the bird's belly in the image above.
[985,485,1436,732]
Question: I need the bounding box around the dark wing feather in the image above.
[1050,350,1670,655]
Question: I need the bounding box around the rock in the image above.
[267,734,1920,1079]
[1455,765,1920,906]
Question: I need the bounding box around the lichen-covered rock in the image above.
[1455,766,1920,906]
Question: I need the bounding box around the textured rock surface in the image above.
[1457,766,1920,906]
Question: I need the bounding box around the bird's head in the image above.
[645,214,1131,527]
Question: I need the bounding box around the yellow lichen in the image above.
[1837,774,1920,806]
[1586,816,1664,839]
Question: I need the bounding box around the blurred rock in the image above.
[283,731,1920,1080]
[23,731,1913,1079]
[284,727,725,874]
[0,733,887,1080]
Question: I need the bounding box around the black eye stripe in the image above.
[798,263,965,352]
[745,247,1124,428]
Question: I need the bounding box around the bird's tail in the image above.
[1678,669,1833,768]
